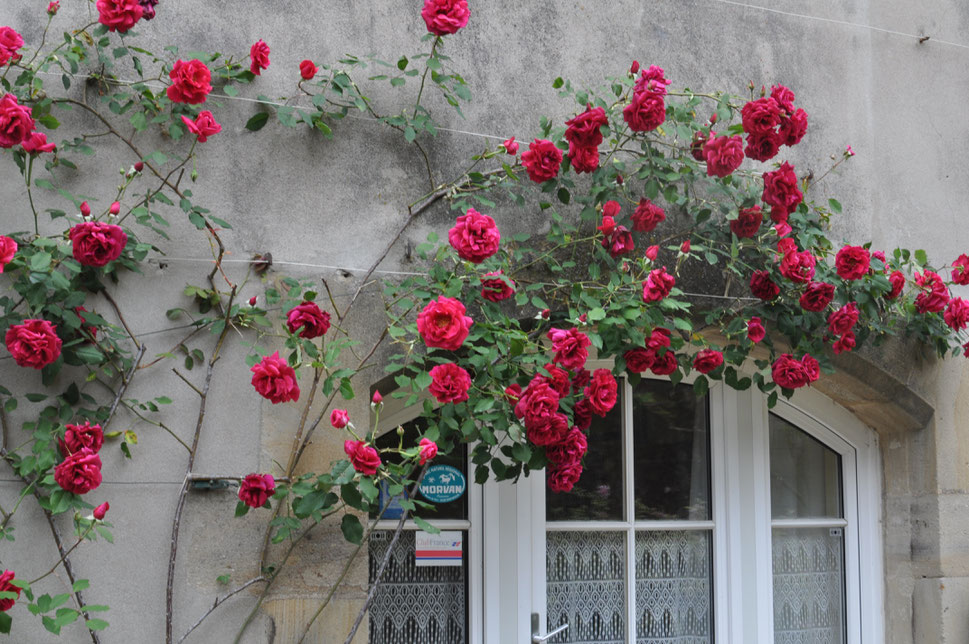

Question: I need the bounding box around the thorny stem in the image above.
[29,523,96,585]
[412,37,441,121]
[103,344,146,433]
[175,576,267,644]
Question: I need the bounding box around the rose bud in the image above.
[80,201,91,217]
[330,409,349,429]
[248,296,257,306]
[645,245,659,261]
[578,313,587,323]
[47,1,59,15]
[541,309,550,319]
[680,240,691,254]
[134,161,144,172]
[109,201,120,216]
[502,136,519,155]
[372,390,383,405]
[709,113,718,124]
[630,60,640,75]
[93,502,109,520]
[418,438,438,465]
[616,174,623,185]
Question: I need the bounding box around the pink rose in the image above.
[703,134,744,177]
[21,131,56,154]
[54,447,102,495]
[250,351,300,404]
[93,501,109,520]
[0,28,23,66]
[480,271,515,302]
[0,93,34,148]
[47,1,60,16]
[0,235,16,272]
[750,270,780,301]
[583,368,617,417]
[547,461,583,493]
[372,390,383,405]
[886,270,905,300]
[521,139,563,183]
[418,438,438,465]
[429,362,472,403]
[741,97,781,136]
[693,349,723,374]
[5,319,61,369]
[634,65,670,95]
[799,281,835,312]
[96,0,143,33]
[546,427,588,466]
[417,296,472,351]
[238,473,275,508]
[631,198,666,232]
[0,570,20,611]
[565,105,607,148]
[69,221,128,267]
[249,40,270,76]
[60,422,104,456]
[449,208,500,263]
[547,327,591,371]
[944,297,969,331]
[167,59,212,104]
[623,90,666,132]
[642,267,675,303]
[828,302,860,336]
[568,142,600,173]
[345,440,381,475]
[181,110,221,142]
[774,221,792,237]
[286,301,330,338]
[330,409,349,429]
[502,136,518,155]
[835,245,870,280]
[602,225,634,258]
[762,162,803,221]
[744,133,781,162]
[914,270,949,313]
[833,332,856,354]
[730,206,763,238]
[772,354,810,390]
[952,254,969,285]
[747,317,766,343]
[299,59,317,80]
[779,249,816,283]
[421,0,470,35]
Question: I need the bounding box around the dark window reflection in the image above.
[769,414,842,519]
[632,380,711,520]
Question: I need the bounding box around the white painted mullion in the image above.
[710,383,733,643]
[752,387,776,643]
[769,518,848,529]
[623,377,636,644]
[469,454,483,644]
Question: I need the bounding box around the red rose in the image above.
[546,427,588,466]
[777,238,797,256]
[634,65,670,95]
[502,136,518,155]
[703,134,744,178]
[779,250,816,283]
[0,27,23,66]
[944,297,969,331]
[583,368,617,417]
[645,245,659,261]
[421,0,470,35]
[642,267,675,303]
[547,327,591,371]
[481,270,515,302]
[914,270,949,314]
[631,198,666,232]
[730,206,763,238]
[762,162,803,220]
[650,351,678,376]
[250,351,300,404]
[693,349,723,374]
[799,281,835,312]
[744,133,781,162]
[602,226,634,258]
[741,97,781,136]
[515,382,561,431]
[96,0,142,33]
[598,215,616,236]
[429,362,472,403]
[572,398,592,431]
[0,236,16,272]
[418,438,438,465]
[750,270,780,301]
[5,319,61,369]
[630,61,640,75]
[801,355,820,383]
[828,302,860,336]
[568,142,600,174]
[547,461,583,493]
[565,105,607,148]
[835,245,870,280]
[181,110,221,142]
[772,354,810,390]
[93,502,109,520]
[569,368,591,395]
[691,131,712,161]
[774,221,792,237]
[886,270,905,300]
[167,59,212,104]
[952,254,969,285]
[624,348,655,373]
[747,317,766,343]
[21,131,56,154]
[521,139,563,183]
[286,301,330,339]
[778,109,808,146]
[0,570,20,612]
[330,409,349,429]
[54,447,102,495]
[48,2,60,16]
[505,383,523,405]
[623,89,666,132]
[238,473,275,508]
[449,208,500,263]
[417,296,473,351]
[0,93,34,148]
[344,440,381,475]
[299,59,317,80]
[527,411,570,447]
[249,40,270,76]
[60,422,104,456]
[770,85,795,112]
[833,332,856,354]
[69,221,127,267]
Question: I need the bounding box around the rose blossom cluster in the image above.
[55,422,106,495]
[565,104,608,174]
[597,201,634,259]
[740,85,808,162]
[772,353,820,390]
[623,65,668,134]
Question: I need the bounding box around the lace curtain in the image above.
[772,528,845,644]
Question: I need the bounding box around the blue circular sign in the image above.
[420,465,466,503]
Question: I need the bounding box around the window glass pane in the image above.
[546,401,624,521]
[369,530,468,643]
[635,530,713,643]
[546,531,626,643]
[769,415,842,519]
[632,380,711,520]
[772,527,846,644]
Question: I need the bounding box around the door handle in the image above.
[530,613,569,643]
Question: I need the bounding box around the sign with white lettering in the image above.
[419,464,466,503]
[415,530,463,567]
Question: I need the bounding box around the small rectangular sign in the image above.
[415,530,463,567]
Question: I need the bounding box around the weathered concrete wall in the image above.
[1,0,968,642]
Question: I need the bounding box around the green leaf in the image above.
[914,249,927,266]
[587,307,606,321]
[234,501,250,517]
[0,612,10,634]
[72,579,89,592]
[413,516,440,534]
[340,514,363,544]
[245,112,270,131]
[828,198,842,214]
[30,252,51,272]
[396,56,408,70]
[85,619,109,631]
